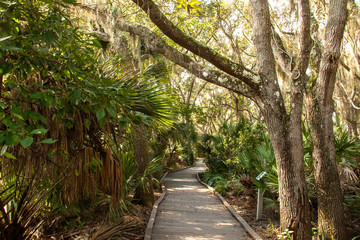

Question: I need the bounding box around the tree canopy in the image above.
[0,0,359,239]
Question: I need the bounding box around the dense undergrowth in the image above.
[0,0,183,239]
[198,118,360,238]
[0,1,359,239]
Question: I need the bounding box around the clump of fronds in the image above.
[0,171,64,240]
[90,220,145,240]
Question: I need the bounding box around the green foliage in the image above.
[136,156,163,194]
[0,0,97,153]
[201,173,246,197]
[150,122,187,158]
[201,117,360,226]
[198,118,265,174]
[0,0,177,236]
[150,118,197,167]
[344,192,360,219]
[0,0,172,155]
[277,229,294,240]
[0,171,63,239]
[198,119,269,196]
[334,120,360,167]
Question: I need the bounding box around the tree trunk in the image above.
[132,123,155,207]
[249,0,312,237]
[308,100,345,239]
[260,101,311,240]
[307,0,347,238]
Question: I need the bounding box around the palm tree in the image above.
[0,1,173,237]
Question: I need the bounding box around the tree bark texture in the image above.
[132,123,155,207]
[250,0,311,238]
[308,0,348,238]
[262,107,311,240]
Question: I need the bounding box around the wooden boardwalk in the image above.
[150,161,247,240]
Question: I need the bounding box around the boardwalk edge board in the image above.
[144,186,167,240]
[144,170,171,240]
[160,171,169,182]
[196,173,263,240]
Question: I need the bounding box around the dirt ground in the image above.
[225,194,360,240]
[42,196,159,240]
[224,194,280,239]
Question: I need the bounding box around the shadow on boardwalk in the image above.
[151,160,248,240]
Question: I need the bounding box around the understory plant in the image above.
[198,118,266,195]
[0,0,174,237]
[200,117,360,230]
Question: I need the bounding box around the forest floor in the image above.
[44,202,153,240]
[225,194,280,239]
[225,193,360,239]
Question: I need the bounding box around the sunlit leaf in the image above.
[30,128,48,135]
[106,107,117,118]
[0,36,12,42]
[91,38,102,48]
[0,145,8,156]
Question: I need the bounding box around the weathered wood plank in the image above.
[150,161,249,240]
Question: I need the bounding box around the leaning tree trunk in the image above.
[307,0,348,238]
[132,123,155,207]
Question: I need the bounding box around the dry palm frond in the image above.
[339,165,359,190]
[90,220,144,240]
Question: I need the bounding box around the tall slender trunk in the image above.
[132,123,155,207]
[308,99,345,239]
[131,34,155,207]
[307,0,347,238]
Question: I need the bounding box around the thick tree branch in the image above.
[316,0,348,108]
[130,0,258,90]
[250,0,280,105]
[270,0,312,84]
[307,2,348,238]
[294,0,312,82]
[80,5,253,97]
[288,0,312,128]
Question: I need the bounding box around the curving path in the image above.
[150,161,248,240]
